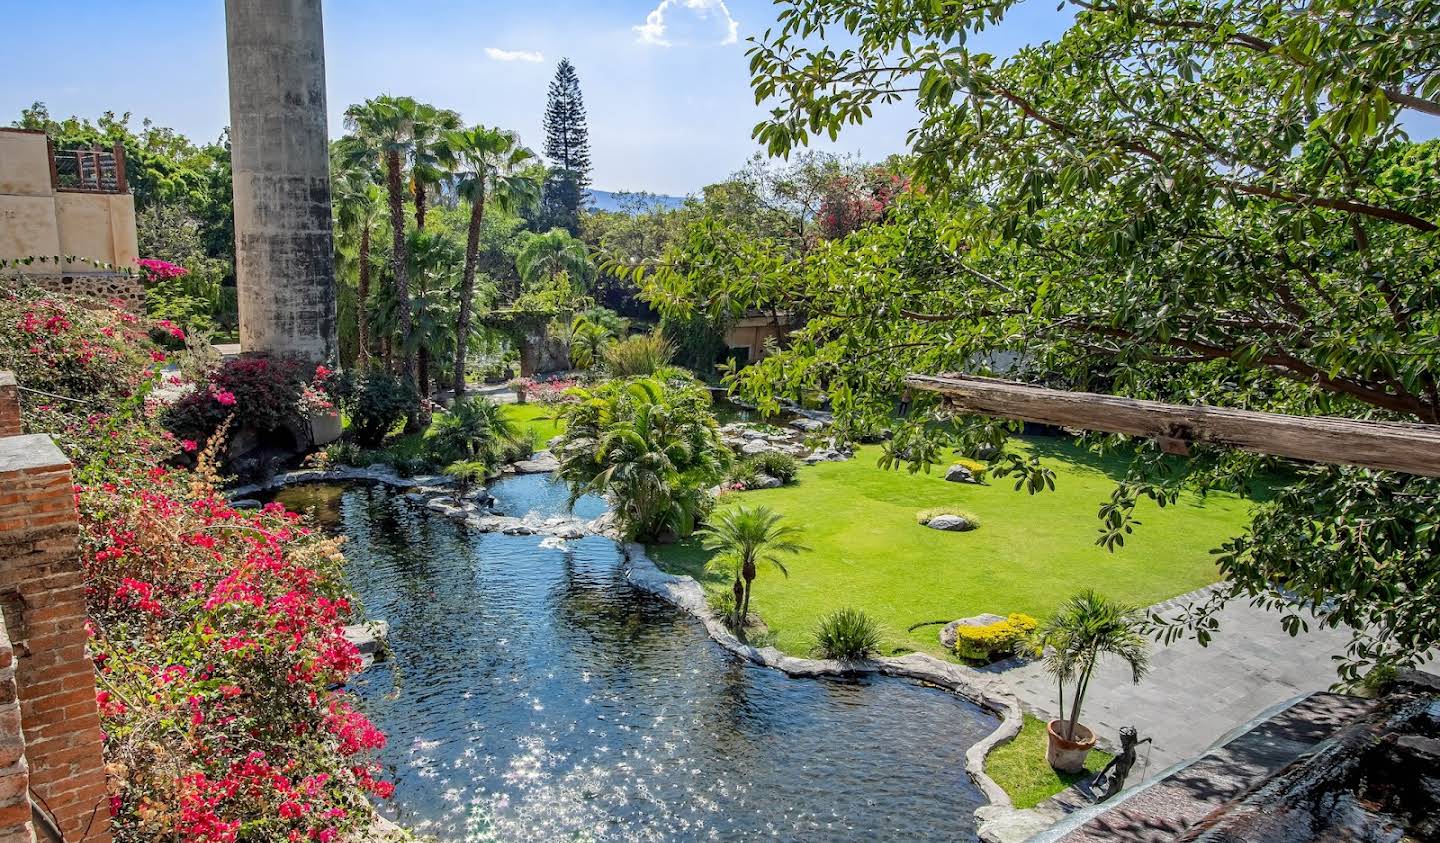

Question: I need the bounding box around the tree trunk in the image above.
[357,226,371,367]
[413,177,427,231]
[385,150,412,377]
[732,577,746,641]
[418,345,430,401]
[453,184,486,400]
[740,557,757,638]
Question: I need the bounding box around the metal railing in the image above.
[49,141,128,194]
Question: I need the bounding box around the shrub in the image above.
[602,332,675,377]
[954,613,1039,661]
[916,507,982,528]
[952,456,989,480]
[163,356,330,451]
[748,451,800,484]
[812,608,883,660]
[332,369,416,447]
[727,460,760,489]
[429,397,518,467]
[707,588,739,629]
[443,459,491,494]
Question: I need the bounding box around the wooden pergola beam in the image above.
[905,373,1440,477]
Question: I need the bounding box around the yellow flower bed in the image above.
[955,613,1038,661]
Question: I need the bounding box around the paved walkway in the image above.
[993,585,1355,771]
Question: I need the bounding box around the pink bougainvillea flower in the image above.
[181,439,198,453]
[213,390,236,406]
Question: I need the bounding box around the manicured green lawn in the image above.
[986,716,1113,809]
[649,437,1253,658]
[502,402,566,446]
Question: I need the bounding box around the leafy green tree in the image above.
[698,505,808,641]
[443,126,540,398]
[541,58,592,233]
[404,229,463,398]
[632,0,1440,680]
[556,376,729,541]
[565,317,614,370]
[331,163,384,366]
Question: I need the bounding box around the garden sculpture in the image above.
[1091,726,1151,801]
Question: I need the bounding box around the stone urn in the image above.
[1046,719,1097,773]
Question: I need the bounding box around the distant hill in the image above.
[588,189,687,214]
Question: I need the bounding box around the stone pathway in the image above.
[993,584,1355,771]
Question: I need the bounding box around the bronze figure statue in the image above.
[1091,726,1151,801]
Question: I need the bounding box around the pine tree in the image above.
[541,58,591,233]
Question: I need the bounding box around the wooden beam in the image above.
[905,373,1440,477]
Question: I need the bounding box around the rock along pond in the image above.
[275,474,994,842]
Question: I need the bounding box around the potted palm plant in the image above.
[1031,590,1151,773]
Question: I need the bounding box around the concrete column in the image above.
[226,0,337,362]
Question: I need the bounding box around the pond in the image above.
[276,475,995,842]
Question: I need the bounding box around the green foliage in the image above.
[602,332,675,377]
[987,716,1113,808]
[811,607,882,660]
[748,451,800,484]
[443,459,491,494]
[915,507,980,529]
[1034,591,1151,739]
[428,397,520,468]
[698,505,809,641]
[564,315,615,370]
[541,58,592,233]
[333,369,417,448]
[953,613,1037,662]
[517,227,593,300]
[635,0,1440,678]
[556,375,729,541]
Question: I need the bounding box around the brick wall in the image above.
[0,619,33,843]
[0,375,17,438]
[0,372,109,843]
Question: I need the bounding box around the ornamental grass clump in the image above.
[812,607,883,660]
[0,289,393,843]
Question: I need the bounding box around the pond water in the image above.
[276,475,994,842]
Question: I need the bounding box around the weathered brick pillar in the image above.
[0,620,33,843]
[0,374,109,843]
[0,375,19,438]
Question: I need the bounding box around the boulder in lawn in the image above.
[945,464,979,483]
[926,514,974,532]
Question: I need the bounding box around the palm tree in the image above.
[1032,590,1151,744]
[698,505,808,641]
[432,397,519,467]
[443,126,539,399]
[331,164,384,366]
[408,102,462,231]
[516,227,592,296]
[406,229,463,399]
[340,95,419,382]
[566,316,613,370]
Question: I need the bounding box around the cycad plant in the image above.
[697,505,808,641]
[1032,590,1151,744]
[566,317,614,370]
[430,397,520,469]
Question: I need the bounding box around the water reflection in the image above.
[278,476,992,841]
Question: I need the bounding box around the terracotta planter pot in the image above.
[1046,719,1097,773]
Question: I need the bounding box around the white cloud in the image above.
[484,47,545,63]
[634,0,739,47]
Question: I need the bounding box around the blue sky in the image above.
[0,0,1081,195]
[7,1,1430,196]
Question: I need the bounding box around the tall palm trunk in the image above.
[385,150,412,379]
[452,184,486,400]
[418,345,430,400]
[731,577,746,641]
[413,179,427,230]
[356,227,371,367]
